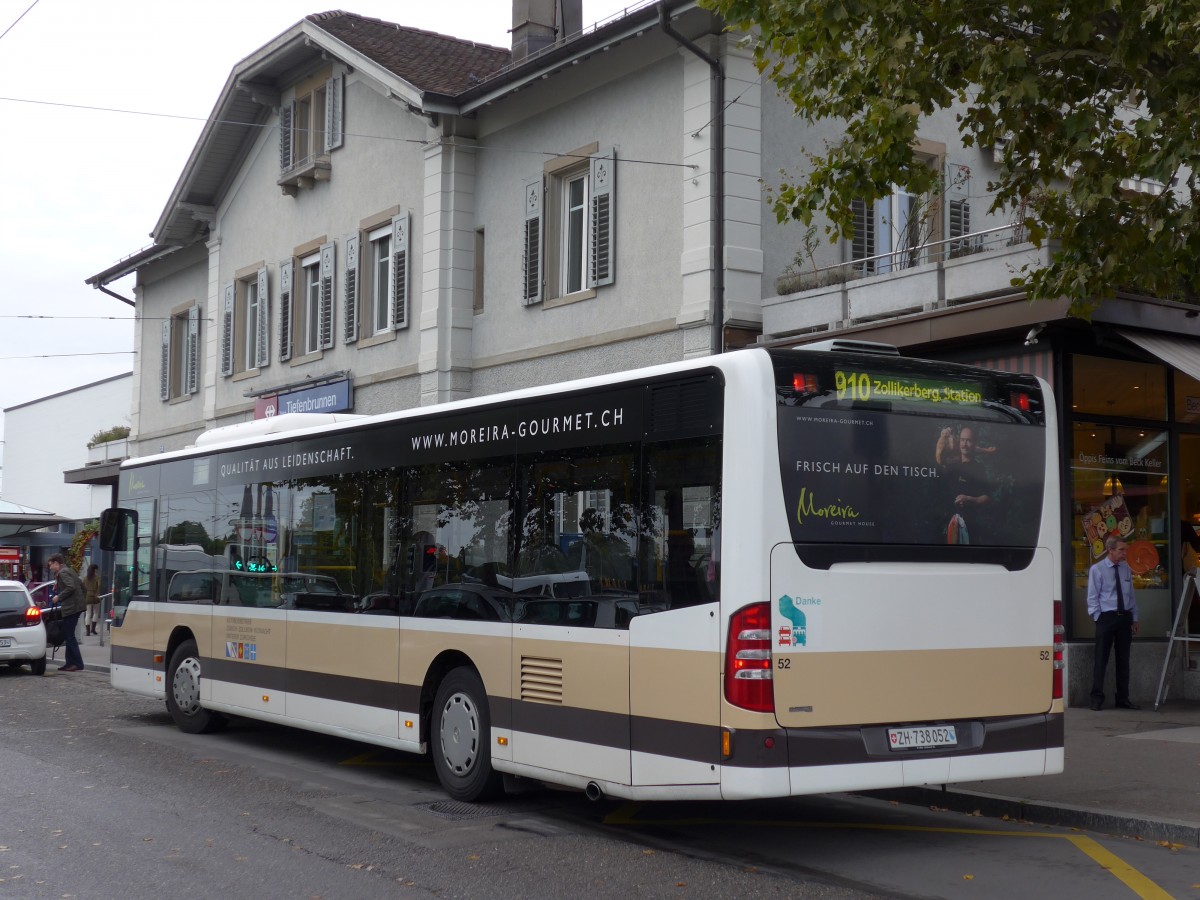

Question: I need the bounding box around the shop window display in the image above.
[1070,422,1170,639]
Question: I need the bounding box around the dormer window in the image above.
[279,70,343,194]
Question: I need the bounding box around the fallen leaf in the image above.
[963,874,974,880]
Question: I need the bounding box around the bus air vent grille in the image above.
[647,376,721,437]
[520,656,564,704]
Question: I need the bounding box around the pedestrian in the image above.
[47,553,86,672]
[83,563,102,636]
[1087,536,1140,710]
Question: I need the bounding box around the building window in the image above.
[278,71,343,193]
[279,243,334,362]
[848,148,968,274]
[368,224,393,334]
[523,144,616,305]
[220,268,270,377]
[301,251,322,356]
[160,305,199,401]
[343,212,409,344]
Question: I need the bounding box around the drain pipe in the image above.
[659,2,725,356]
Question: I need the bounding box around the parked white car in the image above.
[0,579,48,675]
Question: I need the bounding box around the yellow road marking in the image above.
[1065,835,1176,900]
[604,804,1175,899]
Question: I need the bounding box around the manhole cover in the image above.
[418,800,521,820]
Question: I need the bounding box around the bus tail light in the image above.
[792,373,819,394]
[1052,599,1064,700]
[725,602,774,713]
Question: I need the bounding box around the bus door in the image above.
[511,611,631,787]
[629,605,720,785]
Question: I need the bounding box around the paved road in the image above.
[4,667,1196,899]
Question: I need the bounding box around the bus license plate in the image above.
[888,725,957,750]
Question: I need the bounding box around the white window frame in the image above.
[559,168,590,297]
[300,251,321,356]
[368,223,393,334]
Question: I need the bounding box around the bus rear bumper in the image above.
[720,712,1063,800]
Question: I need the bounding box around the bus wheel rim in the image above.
[439,693,479,775]
[173,657,202,714]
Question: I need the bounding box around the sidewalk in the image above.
[58,633,1200,846]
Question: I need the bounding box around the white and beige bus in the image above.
[100,344,1064,802]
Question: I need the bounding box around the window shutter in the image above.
[522,178,543,305]
[220,284,234,376]
[279,258,294,362]
[324,74,344,152]
[319,241,336,350]
[851,198,876,274]
[255,266,270,368]
[946,162,972,253]
[185,306,200,395]
[344,233,360,343]
[589,147,615,288]
[279,102,295,172]
[160,320,170,401]
[391,211,409,330]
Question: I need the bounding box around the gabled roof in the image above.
[310,11,510,95]
[88,2,702,286]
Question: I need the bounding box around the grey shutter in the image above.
[159,320,170,401]
[522,178,542,305]
[391,212,409,330]
[279,258,294,362]
[946,162,972,253]
[319,241,336,350]
[344,233,360,343]
[851,198,876,274]
[255,266,270,368]
[325,73,344,152]
[589,147,615,288]
[220,284,234,376]
[185,306,200,395]
[279,102,295,172]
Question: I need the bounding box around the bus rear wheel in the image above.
[166,639,227,734]
[431,667,503,802]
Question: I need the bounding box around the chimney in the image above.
[512,0,582,63]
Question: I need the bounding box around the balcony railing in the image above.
[764,223,1051,337]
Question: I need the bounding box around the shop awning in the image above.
[0,498,70,538]
[1118,330,1200,383]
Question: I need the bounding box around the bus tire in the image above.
[431,667,503,802]
[166,639,227,735]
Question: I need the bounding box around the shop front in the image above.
[1065,350,1200,698]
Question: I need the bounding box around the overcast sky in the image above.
[0,0,646,456]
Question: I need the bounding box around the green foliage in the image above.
[88,425,130,448]
[703,0,1200,315]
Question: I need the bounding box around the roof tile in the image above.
[308,10,512,95]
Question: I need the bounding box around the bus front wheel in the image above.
[431,667,503,802]
[165,639,227,735]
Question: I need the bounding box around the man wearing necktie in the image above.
[1087,536,1140,710]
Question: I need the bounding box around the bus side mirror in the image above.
[99,508,136,551]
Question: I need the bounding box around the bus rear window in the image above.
[771,352,1047,569]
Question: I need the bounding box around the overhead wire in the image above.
[0,94,702,171]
